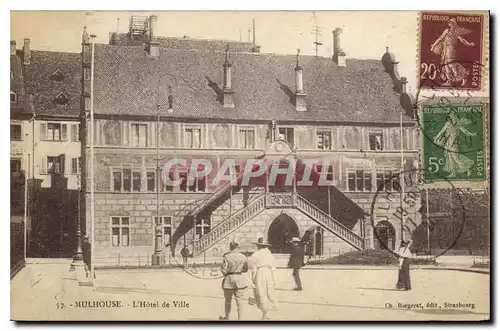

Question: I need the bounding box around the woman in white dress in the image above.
[248,237,278,320]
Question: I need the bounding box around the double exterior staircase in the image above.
[193,193,266,255]
[191,192,364,256]
[295,194,364,250]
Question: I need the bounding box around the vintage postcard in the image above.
[10,10,490,321]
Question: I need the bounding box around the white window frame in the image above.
[10,91,17,103]
[71,157,81,174]
[237,126,256,149]
[110,216,130,247]
[184,125,202,149]
[277,126,295,146]
[71,123,80,142]
[47,156,64,174]
[316,128,333,150]
[153,216,172,247]
[111,165,140,192]
[130,122,149,148]
[177,169,208,193]
[10,123,22,141]
[375,168,400,192]
[368,130,384,151]
[195,215,212,238]
[346,168,373,192]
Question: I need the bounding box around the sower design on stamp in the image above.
[421,104,485,182]
[419,12,485,90]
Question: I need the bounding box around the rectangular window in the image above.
[317,164,334,183]
[376,170,399,192]
[179,172,188,192]
[347,170,372,191]
[71,157,81,174]
[71,124,80,142]
[47,156,63,174]
[111,217,130,247]
[113,170,122,192]
[11,159,22,176]
[278,127,294,146]
[195,215,211,237]
[47,123,61,141]
[154,216,172,247]
[10,124,22,141]
[147,170,156,192]
[123,169,131,192]
[368,131,384,151]
[131,123,148,147]
[317,129,332,150]
[132,170,141,192]
[185,127,201,148]
[238,128,255,149]
[113,168,137,192]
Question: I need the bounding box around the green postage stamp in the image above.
[422,104,486,182]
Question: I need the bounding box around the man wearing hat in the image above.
[288,237,305,291]
[219,241,248,320]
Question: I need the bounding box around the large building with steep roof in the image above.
[81,15,422,267]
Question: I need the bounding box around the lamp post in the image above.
[152,74,174,266]
[89,33,96,279]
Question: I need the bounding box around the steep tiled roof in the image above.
[94,44,411,124]
[111,33,258,53]
[10,53,26,113]
[21,51,81,118]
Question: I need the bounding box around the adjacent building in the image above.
[10,38,82,257]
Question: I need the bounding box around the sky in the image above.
[11,11,421,91]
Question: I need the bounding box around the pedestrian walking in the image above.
[396,240,413,291]
[249,237,278,320]
[219,241,249,320]
[180,245,190,268]
[288,237,305,291]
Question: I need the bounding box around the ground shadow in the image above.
[356,287,402,292]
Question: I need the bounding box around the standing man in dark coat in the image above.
[219,241,249,320]
[288,237,305,291]
[180,245,190,268]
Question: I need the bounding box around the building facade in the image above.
[82,16,421,267]
[10,38,82,257]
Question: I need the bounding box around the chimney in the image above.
[332,28,346,67]
[147,15,159,57]
[222,45,234,108]
[294,49,307,111]
[23,38,30,65]
[10,41,16,56]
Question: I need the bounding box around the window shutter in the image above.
[40,123,47,141]
[71,124,79,142]
[41,156,47,174]
[61,124,68,141]
[60,154,66,174]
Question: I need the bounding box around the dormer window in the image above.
[54,92,69,105]
[10,92,17,103]
[50,70,64,82]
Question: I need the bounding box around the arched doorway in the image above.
[267,213,300,253]
[374,221,396,251]
[301,226,324,257]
